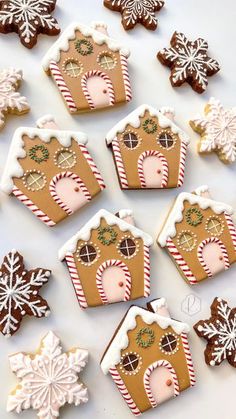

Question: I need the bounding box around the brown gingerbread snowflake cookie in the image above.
[0,0,60,48]
[194,297,236,367]
[104,0,164,30]
[157,32,220,93]
[0,250,51,337]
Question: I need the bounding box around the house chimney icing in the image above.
[194,185,212,199]
[36,115,59,130]
[91,21,109,36]
[147,298,171,318]
[116,209,135,226]
[160,107,175,122]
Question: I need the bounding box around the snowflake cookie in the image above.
[104,0,164,30]
[190,98,236,164]
[7,331,89,418]
[0,250,51,337]
[0,68,29,130]
[157,32,220,94]
[194,297,236,367]
[0,0,60,48]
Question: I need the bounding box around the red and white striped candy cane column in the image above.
[120,54,132,103]
[166,238,197,284]
[181,333,196,387]
[177,142,188,187]
[12,186,55,227]
[111,139,129,189]
[224,212,236,252]
[49,61,77,113]
[109,367,141,416]
[79,144,106,190]
[65,253,88,309]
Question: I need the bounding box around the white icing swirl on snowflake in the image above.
[7,331,89,418]
[191,98,236,163]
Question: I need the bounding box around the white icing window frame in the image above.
[177,230,197,252]
[119,351,142,376]
[76,241,100,266]
[54,147,77,169]
[121,130,141,150]
[159,332,180,355]
[205,216,224,237]
[158,129,177,151]
[62,58,83,78]
[97,50,117,71]
[117,235,139,259]
[23,170,47,192]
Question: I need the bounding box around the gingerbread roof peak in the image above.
[105,104,190,145]
[158,187,234,247]
[58,209,153,260]
[42,21,130,71]
[1,126,88,194]
[101,302,190,374]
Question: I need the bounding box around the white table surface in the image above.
[0,0,236,418]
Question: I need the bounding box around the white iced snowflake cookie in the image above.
[194,297,236,367]
[0,250,51,337]
[7,331,89,418]
[0,68,29,130]
[104,0,164,31]
[157,32,220,93]
[190,98,236,164]
[0,0,60,48]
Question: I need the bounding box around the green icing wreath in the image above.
[97,226,117,246]
[186,207,203,227]
[136,327,155,348]
[142,118,158,134]
[75,39,93,56]
[28,145,49,164]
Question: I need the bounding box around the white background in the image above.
[0,0,236,418]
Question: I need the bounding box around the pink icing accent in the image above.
[81,72,115,109]
[142,156,164,188]
[201,242,226,276]
[149,366,175,405]
[93,24,109,36]
[41,121,59,130]
[100,266,127,303]
[54,177,89,212]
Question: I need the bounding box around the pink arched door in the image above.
[96,260,131,304]
[138,151,169,188]
[201,242,227,275]
[82,72,115,109]
[50,173,91,214]
[149,366,175,405]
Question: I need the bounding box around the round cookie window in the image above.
[178,231,196,251]
[98,53,116,70]
[64,60,83,77]
[24,170,46,191]
[159,132,174,148]
[56,149,76,169]
[79,244,97,264]
[121,353,139,372]
[119,238,136,257]
[123,132,139,149]
[160,333,178,353]
[206,217,223,236]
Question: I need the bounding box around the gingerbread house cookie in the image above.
[157,186,236,284]
[1,115,105,226]
[101,298,195,415]
[106,105,190,189]
[42,22,132,114]
[58,209,153,308]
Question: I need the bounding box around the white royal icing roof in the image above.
[42,21,130,71]
[105,104,190,145]
[1,127,88,194]
[158,187,234,247]
[101,305,190,374]
[58,209,153,260]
